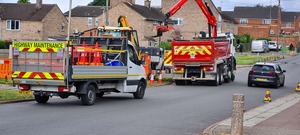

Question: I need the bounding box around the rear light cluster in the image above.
[19,84,30,90]
[174,67,184,71]
[58,86,69,92]
[203,67,214,71]
[250,70,256,73]
[268,72,276,75]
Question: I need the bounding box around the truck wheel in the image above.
[96,92,104,98]
[218,68,223,85]
[211,72,219,86]
[81,84,96,105]
[230,72,235,81]
[34,95,49,103]
[175,80,186,85]
[133,81,146,99]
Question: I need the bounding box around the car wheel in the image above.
[247,80,252,87]
[133,81,146,99]
[280,79,285,87]
[34,95,49,103]
[273,79,280,89]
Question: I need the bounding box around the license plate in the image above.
[18,90,32,95]
[256,78,267,82]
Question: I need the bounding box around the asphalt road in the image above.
[0,55,299,135]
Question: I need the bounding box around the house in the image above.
[0,0,68,41]
[66,1,166,47]
[64,6,106,35]
[223,6,300,46]
[161,0,238,40]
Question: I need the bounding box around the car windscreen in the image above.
[252,65,275,72]
[268,42,276,45]
[252,41,263,46]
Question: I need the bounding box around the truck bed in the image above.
[171,39,230,66]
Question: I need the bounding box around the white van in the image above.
[251,40,269,53]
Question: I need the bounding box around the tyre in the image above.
[218,68,223,85]
[96,92,104,98]
[272,79,280,89]
[280,79,285,87]
[34,95,49,103]
[133,81,146,99]
[175,80,186,85]
[247,80,252,87]
[230,72,235,82]
[211,72,219,86]
[81,84,96,105]
[224,71,231,83]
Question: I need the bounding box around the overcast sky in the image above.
[1,0,299,12]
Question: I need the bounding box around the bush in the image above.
[0,40,5,49]
[159,42,171,50]
[256,37,271,41]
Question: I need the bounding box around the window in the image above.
[61,23,65,32]
[263,19,271,24]
[128,46,139,65]
[286,22,291,27]
[88,18,93,26]
[171,18,183,25]
[240,18,248,24]
[6,20,20,30]
[95,18,99,26]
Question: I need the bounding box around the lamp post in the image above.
[105,0,109,26]
[66,0,72,89]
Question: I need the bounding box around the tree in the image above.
[17,0,30,4]
[88,0,108,6]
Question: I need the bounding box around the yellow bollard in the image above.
[296,82,300,92]
[263,90,272,103]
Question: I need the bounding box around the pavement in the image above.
[202,92,300,135]
[202,52,300,135]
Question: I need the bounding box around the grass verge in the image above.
[236,55,281,65]
[0,90,33,102]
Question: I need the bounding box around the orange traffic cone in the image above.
[150,71,155,85]
[158,70,163,84]
[296,82,300,92]
[263,90,271,103]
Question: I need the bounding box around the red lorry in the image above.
[158,0,236,86]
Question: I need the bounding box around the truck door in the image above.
[127,45,145,92]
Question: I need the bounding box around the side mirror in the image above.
[283,70,286,73]
[138,60,143,65]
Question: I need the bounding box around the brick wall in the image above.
[42,5,68,40]
[238,25,270,39]
[111,0,133,7]
[161,0,227,41]
[99,2,157,46]
[1,20,43,41]
[69,17,104,35]
[0,5,67,41]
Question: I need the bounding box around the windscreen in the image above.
[252,65,274,72]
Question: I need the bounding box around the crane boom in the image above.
[159,0,217,37]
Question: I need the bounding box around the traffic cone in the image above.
[150,71,155,85]
[263,90,272,103]
[296,82,300,92]
[158,70,163,84]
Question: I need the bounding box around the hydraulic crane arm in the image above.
[159,0,217,37]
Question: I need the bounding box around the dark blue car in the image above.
[248,62,286,88]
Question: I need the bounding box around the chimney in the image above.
[217,6,222,12]
[144,0,151,8]
[36,0,42,9]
